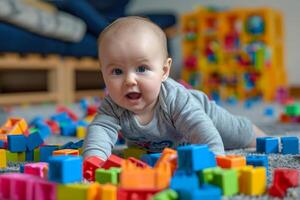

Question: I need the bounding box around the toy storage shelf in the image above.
[0,54,65,105]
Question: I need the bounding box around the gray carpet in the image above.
[0,102,300,199]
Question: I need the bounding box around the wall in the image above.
[127,0,300,86]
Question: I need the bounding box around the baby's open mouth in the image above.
[126,92,141,100]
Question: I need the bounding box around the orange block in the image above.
[216,155,246,168]
[155,162,172,189]
[52,149,79,156]
[154,148,177,174]
[0,117,28,134]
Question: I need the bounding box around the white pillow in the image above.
[0,0,86,42]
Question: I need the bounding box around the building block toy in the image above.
[35,122,52,139]
[256,137,279,153]
[154,148,177,174]
[198,167,222,184]
[170,170,200,191]
[76,126,87,139]
[59,141,74,149]
[154,162,172,189]
[123,146,147,159]
[17,152,26,161]
[57,182,101,200]
[101,184,118,200]
[50,112,72,123]
[52,149,79,156]
[0,149,7,168]
[26,130,44,151]
[211,168,239,196]
[25,150,34,161]
[285,103,300,116]
[95,168,120,185]
[24,162,48,179]
[117,187,160,200]
[177,144,216,172]
[246,155,268,176]
[56,106,79,121]
[0,117,28,134]
[48,155,83,184]
[281,136,299,154]
[268,168,300,198]
[69,139,84,149]
[34,148,40,162]
[152,189,178,200]
[127,157,150,168]
[5,150,18,161]
[7,134,27,152]
[102,154,124,170]
[34,179,57,200]
[239,166,266,195]
[180,184,221,200]
[40,145,59,162]
[216,155,246,168]
[83,156,105,181]
[60,121,77,136]
[141,153,161,167]
[0,140,5,148]
[45,119,60,134]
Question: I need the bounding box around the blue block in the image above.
[48,155,83,184]
[25,150,34,161]
[177,144,216,172]
[256,137,279,154]
[76,120,88,127]
[35,122,51,139]
[141,153,161,167]
[180,184,221,200]
[170,170,200,191]
[7,134,27,152]
[51,112,72,123]
[29,116,44,126]
[19,164,25,173]
[59,141,74,150]
[281,136,299,155]
[70,140,84,149]
[0,140,5,148]
[60,122,77,136]
[40,145,59,162]
[246,155,268,176]
[27,130,44,151]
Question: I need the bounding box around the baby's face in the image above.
[100,27,171,115]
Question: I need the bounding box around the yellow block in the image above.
[101,184,117,200]
[57,183,101,200]
[76,126,87,139]
[0,149,7,168]
[239,166,266,195]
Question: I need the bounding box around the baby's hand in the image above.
[83,156,105,181]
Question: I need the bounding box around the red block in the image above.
[102,154,124,169]
[117,188,160,200]
[128,157,150,168]
[56,106,78,121]
[83,156,105,181]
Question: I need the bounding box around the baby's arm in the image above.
[248,125,266,147]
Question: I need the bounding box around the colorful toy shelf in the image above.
[181,7,287,101]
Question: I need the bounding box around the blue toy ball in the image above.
[246,15,264,35]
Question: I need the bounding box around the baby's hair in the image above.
[98,16,169,58]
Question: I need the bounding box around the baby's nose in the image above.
[124,73,137,86]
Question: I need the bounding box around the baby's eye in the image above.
[112,68,123,75]
[136,66,147,73]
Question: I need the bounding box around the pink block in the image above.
[24,162,48,179]
[34,180,57,200]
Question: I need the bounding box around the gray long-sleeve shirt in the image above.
[83,78,254,160]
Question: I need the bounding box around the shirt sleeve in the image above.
[82,97,121,160]
[165,85,225,155]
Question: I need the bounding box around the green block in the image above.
[34,148,40,162]
[95,168,119,185]
[212,169,238,196]
[29,127,39,134]
[6,151,18,162]
[57,184,89,200]
[285,104,300,116]
[198,167,222,184]
[152,189,178,200]
[17,152,25,162]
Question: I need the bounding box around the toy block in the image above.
[83,156,105,181]
[18,152,26,161]
[59,141,74,149]
[6,150,18,161]
[141,153,161,167]
[38,145,58,162]
[48,155,83,184]
[56,106,78,121]
[211,168,238,196]
[285,103,300,116]
[53,149,79,156]
[60,121,77,136]
[0,117,28,134]
[25,150,34,161]
[45,119,60,134]
[95,168,120,185]
[0,140,6,148]
[35,122,51,139]
[177,144,216,172]
[101,184,117,200]
[128,157,149,168]
[152,189,178,200]
[268,168,299,198]
[29,116,44,127]
[34,147,40,162]
[154,161,172,189]
[0,149,7,168]
[246,155,268,175]
[7,134,27,152]
[50,112,72,123]
[216,155,246,168]
[123,146,147,159]
[120,160,156,189]
[69,139,84,149]
[198,167,222,184]
[170,170,199,191]
[27,130,44,151]
[57,183,101,200]
[24,162,48,179]
[281,136,299,154]
[117,188,160,200]
[256,137,279,154]
[239,166,266,195]
[154,148,177,174]
[102,154,124,169]
[34,180,57,200]
[180,184,221,200]
[76,126,87,139]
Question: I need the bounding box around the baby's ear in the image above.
[162,58,172,81]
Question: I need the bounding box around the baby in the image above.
[83,16,265,166]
